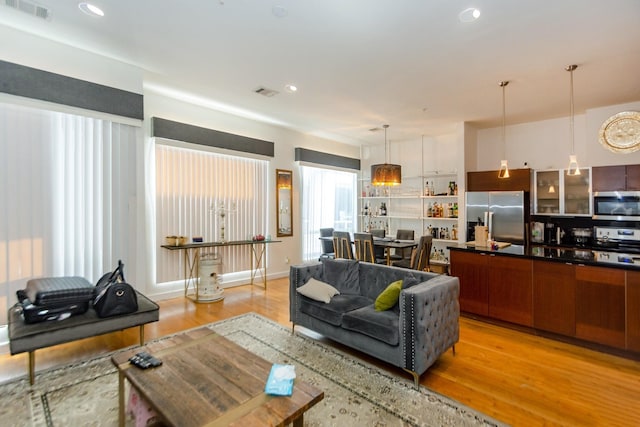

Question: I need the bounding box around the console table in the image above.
[161,240,281,302]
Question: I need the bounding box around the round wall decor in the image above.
[599,111,640,153]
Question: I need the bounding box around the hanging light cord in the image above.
[569,66,575,155]
[383,124,389,163]
[500,81,509,159]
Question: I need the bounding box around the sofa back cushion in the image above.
[321,258,360,295]
[358,262,439,300]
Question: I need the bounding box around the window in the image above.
[0,102,138,325]
[155,143,268,284]
[300,165,357,261]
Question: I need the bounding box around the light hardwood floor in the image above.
[1,277,639,426]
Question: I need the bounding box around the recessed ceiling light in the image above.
[458,7,480,23]
[284,84,298,93]
[78,2,104,17]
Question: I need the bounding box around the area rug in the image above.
[0,313,506,427]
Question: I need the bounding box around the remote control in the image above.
[129,351,162,369]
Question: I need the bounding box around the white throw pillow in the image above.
[296,278,340,303]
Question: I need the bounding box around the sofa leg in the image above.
[403,368,420,390]
[291,323,295,335]
[452,344,456,356]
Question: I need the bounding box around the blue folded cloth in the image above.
[264,364,296,396]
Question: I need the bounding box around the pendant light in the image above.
[497,81,510,179]
[371,124,402,186]
[566,64,580,176]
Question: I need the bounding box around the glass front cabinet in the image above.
[534,168,591,216]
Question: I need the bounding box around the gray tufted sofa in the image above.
[289,258,459,386]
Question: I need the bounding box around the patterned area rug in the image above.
[0,313,506,426]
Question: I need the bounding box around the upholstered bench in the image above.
[8,291,159,384]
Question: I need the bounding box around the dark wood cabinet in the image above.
[592,166,626,192]
[625,165,640,190]
[626,271,640,352]
[575,265,626,349]
[488,256,533,326]
[592,164,640,192]
[467,168,532,192]
[533,260,576,336]
[450,250,488,316]
[454,250,637,354]
[451,250,533,326]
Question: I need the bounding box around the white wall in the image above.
[0,25,143,94]
[476,101,640,171]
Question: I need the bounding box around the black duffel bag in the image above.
[94,260,138,317]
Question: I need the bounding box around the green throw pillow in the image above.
[375,279,403,311]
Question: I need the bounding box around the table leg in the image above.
[250,243,267,289]
[293,414,304,427]
[118,370,125,427]
[28,351,35,385]
[184,247,200,301]
[139,325,145,345]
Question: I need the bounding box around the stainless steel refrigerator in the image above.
[466,191,526,244]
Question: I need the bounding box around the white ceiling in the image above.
[2,0,640,146]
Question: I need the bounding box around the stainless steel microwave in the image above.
[593,191,640,221]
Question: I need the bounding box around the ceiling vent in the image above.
[254,87,279,97]
[3,0,52,20]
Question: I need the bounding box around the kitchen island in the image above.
[449,243,640,357]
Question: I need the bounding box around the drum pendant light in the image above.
[566,64,580,176]
[498,81,510,179]
[371,124,402,186]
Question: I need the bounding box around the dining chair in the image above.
[392,235,432,271]
[369,229,386,260]
[319,227,335,260]
[354,233,386,264]
[332,231,354,259]
[389,229,415,261]
[413,235,433,271]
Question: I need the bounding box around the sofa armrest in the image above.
[399,275,460,375]
[289,262,324,323]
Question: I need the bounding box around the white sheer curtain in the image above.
[0,102,139,325]
[155,143,268,284]
[300,165,357,261]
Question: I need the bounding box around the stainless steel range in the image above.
[593,226,640,266]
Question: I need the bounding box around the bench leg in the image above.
[139,325,145,345]
[29,351,35,385]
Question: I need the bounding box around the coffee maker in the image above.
[544,223,562,245]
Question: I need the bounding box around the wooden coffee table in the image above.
[111,327,324,427]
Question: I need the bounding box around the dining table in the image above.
[319,235,417,266]
[373,237,418,265]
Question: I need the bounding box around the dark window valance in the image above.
[151,117,274,157]
[0,60,143,120]
[295,147,360,170]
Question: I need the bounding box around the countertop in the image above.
[448,242,640,270]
